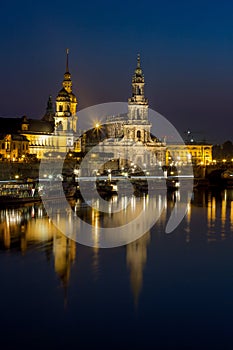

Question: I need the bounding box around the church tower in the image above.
[42,95,55,122]
[128,54,149,122]
[124,54,151,143]
[55,49,78,134]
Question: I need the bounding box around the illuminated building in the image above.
[21,49,79,158]
[0,133,29,161]
[54,49,78,132]
[166,142,213,166]
[0,50,79,160]
[83,55,166,173]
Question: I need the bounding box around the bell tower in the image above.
[128,54,149,123]
[55,49,78,133]
[124,55,151,143]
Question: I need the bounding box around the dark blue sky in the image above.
[0,0,233,143]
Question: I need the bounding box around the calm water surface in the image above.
[0,189,233,349]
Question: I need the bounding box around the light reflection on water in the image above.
[0,189,233,291]
[0,189,233,348]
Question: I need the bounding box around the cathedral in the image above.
[83,54,166,174]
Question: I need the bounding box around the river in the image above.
[0,188,232,349]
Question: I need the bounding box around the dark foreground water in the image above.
[0,189,233,349]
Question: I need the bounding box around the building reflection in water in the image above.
[0,189,232,305]
[0,205,76,294]
[193,188,233,242]
[126,232,150,305]
[185,202,191,243]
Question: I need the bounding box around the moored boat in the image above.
[0,179,77,206]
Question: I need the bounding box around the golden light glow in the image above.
[211,197,216,222]
[230,201,233,227]
[93,121,103,133]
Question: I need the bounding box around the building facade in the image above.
[166,142,213,166]
[0,133,29,161]
[0,51,213,166]
[83,55,166,174]
[21,50,79,159]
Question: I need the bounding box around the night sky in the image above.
[0,0,233,143]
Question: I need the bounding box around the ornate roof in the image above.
[56,88,77,103]
[132,54,145,83]
[0,116,54,135]
[27,119,54,133]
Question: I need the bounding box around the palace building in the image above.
[0,132,29,162]
[21,49,79,159]
[166,142,213,166]
[0,50,79,161]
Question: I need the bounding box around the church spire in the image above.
[55,50,78,135]
[66,48,69,73]
[129,54,147,104]
[63,49,72,94]
[132,53,144,85]
[137,53,141,68]
[42,95,55,122]
[127,54,149,124]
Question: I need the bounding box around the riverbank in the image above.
[0,162,232,188]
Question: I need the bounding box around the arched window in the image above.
[137,130,141,141]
